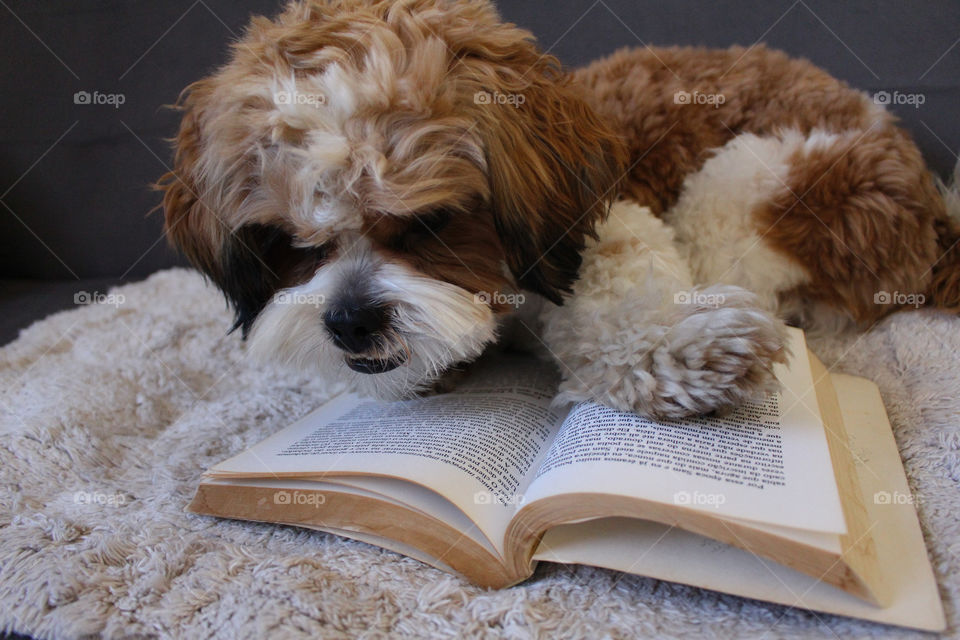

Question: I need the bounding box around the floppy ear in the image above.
[156,81,290,337]
[157,81,224,278]
[470,52,626,304]
[216,224,306,337]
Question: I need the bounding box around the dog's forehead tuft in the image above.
[309,196,363,234]
[192,2,505,243]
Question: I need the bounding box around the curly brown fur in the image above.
[158,0,625,399]
[158,0,959,415]
[576,44,960,328]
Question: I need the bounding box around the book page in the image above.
[532,374,944,631]
[203,476,499,558]
[524,329,847,533]
[206,353,568,554]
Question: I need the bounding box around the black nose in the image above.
[323,306,387,353]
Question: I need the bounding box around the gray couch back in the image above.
[2,0,957,280]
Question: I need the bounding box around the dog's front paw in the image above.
[645,285,789,417]
[550,285,788,419]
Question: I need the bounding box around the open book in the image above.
[188,329,944,631]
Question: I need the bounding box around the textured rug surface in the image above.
[0,268,957,639]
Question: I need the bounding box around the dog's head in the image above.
[158,0,624,397]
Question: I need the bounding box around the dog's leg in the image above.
[538,201,787,418]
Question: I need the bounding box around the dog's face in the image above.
[159,0,623,397]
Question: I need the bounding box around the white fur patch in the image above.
[247,236,497,398]
[663,130,817,311]
[538,201,786,418]
[581,199,695,299]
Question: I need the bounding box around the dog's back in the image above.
[575,44,960,328]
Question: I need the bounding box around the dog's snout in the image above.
[323,306,387,353]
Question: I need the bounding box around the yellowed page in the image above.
[533,373,944,631]
[523,329,846,534]
[204,354,567,555]
[202,476,498,557]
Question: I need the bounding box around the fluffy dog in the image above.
[159,0,960,418]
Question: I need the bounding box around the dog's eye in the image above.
[310,241,335,264]
[390,210,454,251]
[292,238,333,258]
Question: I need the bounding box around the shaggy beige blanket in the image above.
[0,269,957,639]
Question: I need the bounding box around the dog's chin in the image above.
[248,319,493,399]
[251,331,479,399]
[343,352,407,374]
[265,338,463,400]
